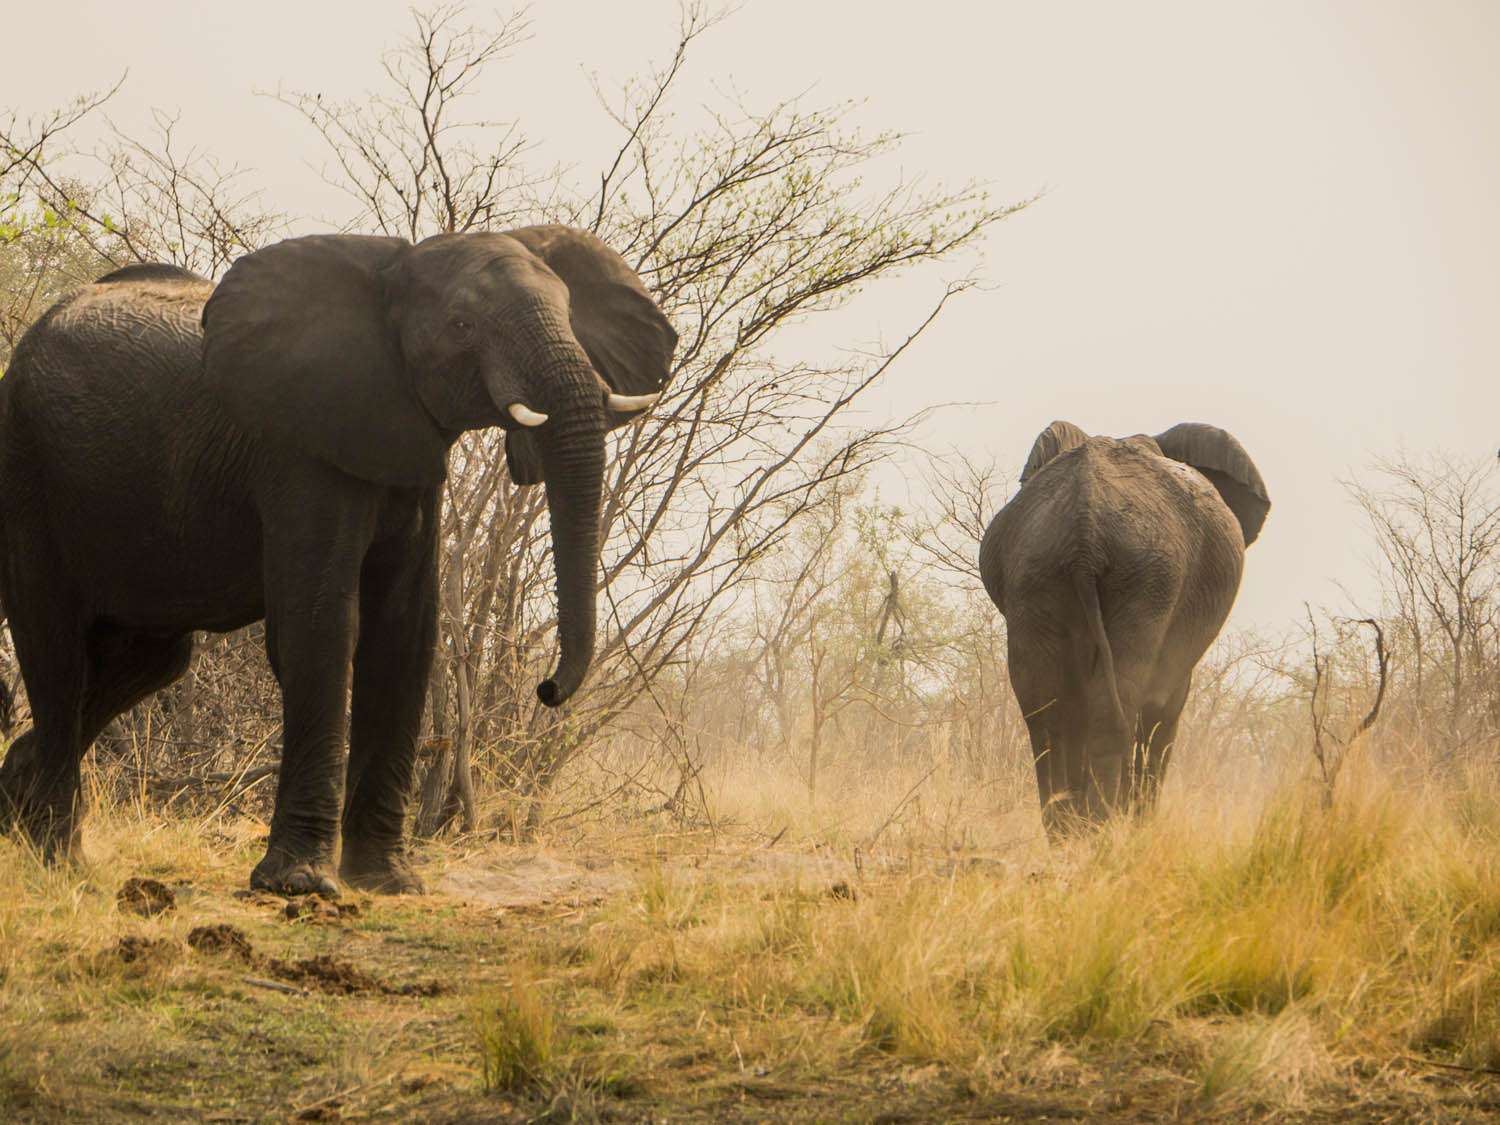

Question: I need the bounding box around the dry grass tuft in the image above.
[475,964,557,1093]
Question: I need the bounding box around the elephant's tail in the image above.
[1070,567,1129,743]
[0,612,10,733]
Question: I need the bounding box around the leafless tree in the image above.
[1306,612,1388,805]
[1347,452,1500,758]
[1,5,1026,835]
[274,5,542,239]
[1,86,124,362]
[0,183,114,365]
[1,81,122,185]
[2,95,284,278]
[907,448,1010,588]
[274,4,1022,834]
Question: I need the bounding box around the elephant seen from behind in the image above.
[979,420,1270,836]
[0,226,676,895]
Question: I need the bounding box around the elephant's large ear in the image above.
[1020,420,1089,484]
[1153,422,1271,546]
[202,235,450,486]
[503,225,678,429]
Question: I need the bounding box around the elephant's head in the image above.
[201,226,677,707]
[1020,419,1270,546]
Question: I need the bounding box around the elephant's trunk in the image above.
[519,368,606,708]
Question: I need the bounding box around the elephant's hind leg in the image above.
[1010,647,1083,841]
[80,626,195,745]
[341,500,438,894]
[1,623,193,856]
[1137,677,1190,809]
[1023,709,1067,839]
[0,605,87,858]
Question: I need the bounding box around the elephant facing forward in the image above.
[0,227,676,895]
[979,420,1270,836]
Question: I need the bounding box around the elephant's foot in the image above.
[1040,793,1092,844]
[250,844,341,899]
[0,736,82,861]
[7,807,82,863]
[0,729,38,820]
[340,841,425,895]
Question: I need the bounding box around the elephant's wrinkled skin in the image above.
[979,420,1269,836]
[0,227,676,895]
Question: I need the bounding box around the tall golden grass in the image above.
[1,737,1497,1117]
[472,754,1500,1113]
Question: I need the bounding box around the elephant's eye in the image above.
[450,317,474,337]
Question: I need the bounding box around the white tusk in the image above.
[508,402,549,427]
[607,392,660,413]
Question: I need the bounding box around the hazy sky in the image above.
[9,1,1498,632]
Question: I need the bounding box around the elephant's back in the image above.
[6,275,240,491]
[8,272,214,420]
[981,457,1095,614]
[33,271,212,380]
[1075,441,1245,652]
[1,273,265,626]
[988,438,1241,607]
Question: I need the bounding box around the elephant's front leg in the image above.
[340,496,438,894]
[253,482,379,897]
